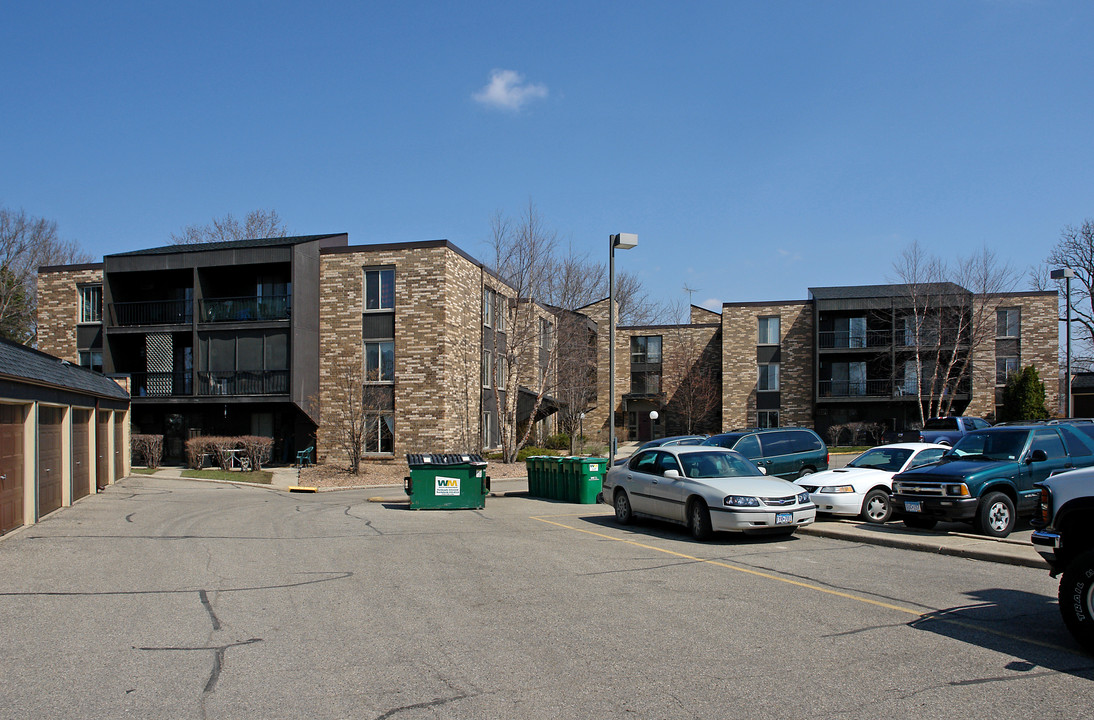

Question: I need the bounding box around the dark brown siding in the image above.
[0,405,25,534]
[97,412,111,490]
[38,407,64,518]
[72,410,91,500]
[113,414,125,480]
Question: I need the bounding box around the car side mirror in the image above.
[663,469,680,479]
[1028,449,1048,464]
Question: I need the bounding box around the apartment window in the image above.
[757,410,779,429]
[364,269,395,311]
[630,370,662,394]
[497,354,507,390]
[364,415,394,454]
[631,335,662,364]
[903,360,919,395]
[996,357,1019,385]
[365,341,394,382]
[496,294,507,332]
[482,411,496,449]
[483,288,495,327]
[997,308,1020,338]
[79,350,103,373]
[758,316,780,345]
[79,285,102,323]
[758,364,779,392]
[482,349,493,388]
[540,318,554,352]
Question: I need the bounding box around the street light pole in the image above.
[609,233,637,463]
[1051,268,1075,417]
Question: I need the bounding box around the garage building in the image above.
[0,338,130,536]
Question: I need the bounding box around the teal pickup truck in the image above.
[890,424,1094,537]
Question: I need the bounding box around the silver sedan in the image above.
[601,445,816,540]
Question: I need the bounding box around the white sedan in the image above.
[794,443,949,523]
[601,445,816,540]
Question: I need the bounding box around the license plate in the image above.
[775,512,793,525]
[905,500,922,513]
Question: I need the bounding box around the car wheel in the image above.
[687,498,713,541]
[1059,549,1094,653]
[902,516,938,530]
[798,467,815,479]
[860,489,892,524]
[974,491,1015,538]
[613,490,634,525]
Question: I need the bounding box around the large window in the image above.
[79,285,102,323]
[482,348,493,388]
[758,316,780,345]
[997,308,1020,338]
[757,410,779,429]
[630,370,662,394]
[483,288,495,327]
[365,341,394,382]
[79,350,103,373]
[758,364,779,392]
[996,356,1019,385]
[631,336,662,364]
[364,415,394,454]
[364,269,395,311]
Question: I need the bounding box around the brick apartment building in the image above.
[39,235,559,465]
[595,284,1058,442]
[39,233,1060,461]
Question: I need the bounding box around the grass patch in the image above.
[831,446,871,454]
[131,467,159,475]
[181,469,273,484]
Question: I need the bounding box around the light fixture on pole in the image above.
[609,233,638,463]
[1051,267,1075,417]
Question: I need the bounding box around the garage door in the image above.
[38,406,64,518]
[0,404,25,535]
[114,413,125,480]
[72,410,91,501]
[97,411,111,490]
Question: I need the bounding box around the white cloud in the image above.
[778,248,803,262]
[473,69,548,111]
[700,297,722,312]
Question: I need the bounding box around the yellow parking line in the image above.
[532,515,1082,656]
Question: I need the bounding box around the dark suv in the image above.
[891,424,1094,537]
[702,428,828,480]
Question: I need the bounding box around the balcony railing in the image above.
[197,370,290,396]
[817,330,892,349]
[109,300,193,326]
[818,379,971,399]
[199,296,291,323]
[130,371,194,398]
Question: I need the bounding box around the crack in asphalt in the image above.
[0,571,353,597]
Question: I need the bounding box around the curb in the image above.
[797,523,1045,569]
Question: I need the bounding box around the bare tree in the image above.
[2,206,92,345]
[488,201,560,463]
[171,209,289,245]
[893,241,1019,424]
[662,325,721,434]
[1046,219,1094,369]
[327,361,393,474]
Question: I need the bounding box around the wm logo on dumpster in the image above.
[435,476,460,496]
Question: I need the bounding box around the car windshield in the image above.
[679,451,761,479]
[949,430,1028,461]
[847,447,913,472]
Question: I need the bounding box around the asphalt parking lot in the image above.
[1,476,1091,719]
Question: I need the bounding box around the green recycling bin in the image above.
[404,454,489,510]
[547,457,563,500]
[533,456,548,498]
[575,457,607,504]
[526,456,542,497]
[563,457,579,503]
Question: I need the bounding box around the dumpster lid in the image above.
[406,453,487,467]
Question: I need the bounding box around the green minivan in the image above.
[701,428,829,479]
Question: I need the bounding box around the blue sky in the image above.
[3,1,1092,312]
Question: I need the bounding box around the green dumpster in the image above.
[404,453,489,510]
[547,457,563,500]
[533,456,548,498]
[526,456,543,497]
[575,457,607,504]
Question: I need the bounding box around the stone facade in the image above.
[38,265,104,363]
[317,244,515,464]
[721,301,814,431]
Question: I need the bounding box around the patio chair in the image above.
[296,446,314,469]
